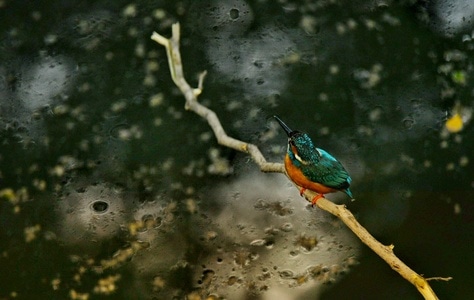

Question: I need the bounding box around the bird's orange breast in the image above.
[284,154,337,194]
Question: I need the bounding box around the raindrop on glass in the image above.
[403,117,415,129]
[279,270,294,279]
[280,222,293,232]
[91,200,109,214]
[229,8,240,20]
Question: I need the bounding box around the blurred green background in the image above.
[1,0,473,299]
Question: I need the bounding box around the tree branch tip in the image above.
[193,88,202,97]
[190,71,208,97]
[198,70,208,90]
[426,276,453,282]
[171,22,181,38]
[150,31,169,46]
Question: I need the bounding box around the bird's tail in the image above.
[344,188,354,199]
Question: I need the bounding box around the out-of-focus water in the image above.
[1,1,473,299]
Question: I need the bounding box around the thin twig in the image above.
[426,277,453,282]
[151,24,284,173]
[151,22,449,300]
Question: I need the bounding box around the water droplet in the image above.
[135,214,155,232]
[462,34,472,42]
[279,270,294,279]
[229,8,239,20]
[253,60,264,68]
[227,276,238,286]
[402,117,415,129]
[289,250,299,257]
[91,200,109,214]
[280,222,293,232]
[198,269,215,285]
[250,239,266,246]
[231,192,240,200]
[265,240,274,249]
[155,216,163,228]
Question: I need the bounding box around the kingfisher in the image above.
[274,115,353,205]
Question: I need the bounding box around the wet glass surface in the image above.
[1,0,473,299]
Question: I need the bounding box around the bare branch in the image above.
[151,23,282,173]
[426,277,454,282]
[310,194,441,300]
[151,22,449,300]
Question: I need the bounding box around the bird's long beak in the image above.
[274,115,293,137]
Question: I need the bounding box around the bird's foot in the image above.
[299,188,325,206]
[311,194,324,207]
[299,188,306,196]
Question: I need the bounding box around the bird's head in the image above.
[274,115,319,165]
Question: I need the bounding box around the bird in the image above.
[274,115,353,205]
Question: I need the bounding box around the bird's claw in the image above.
[299,188,324,206]
[311,194,324,207]
[299,188,306,196]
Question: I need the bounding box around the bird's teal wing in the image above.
[300,148,351,190]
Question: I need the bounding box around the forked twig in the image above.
[151,22,450,300]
